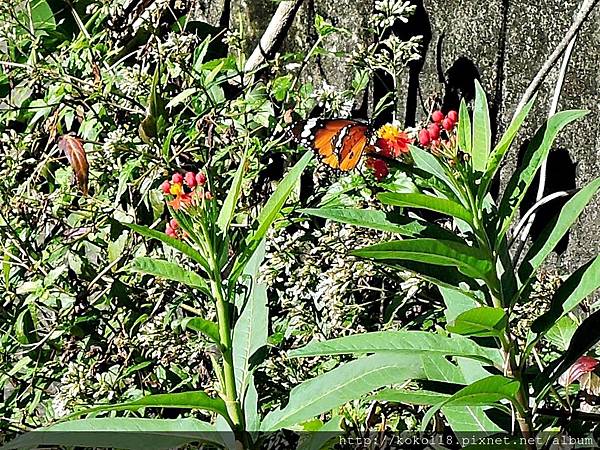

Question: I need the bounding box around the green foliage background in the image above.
[0,0,423,439]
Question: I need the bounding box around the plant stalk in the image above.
[209,255,248,448]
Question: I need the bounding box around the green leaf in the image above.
[544,316,577,351]
[378,192,473,226]
[289,331,501,366]
[244,377,261,434]
[352,239,493,281]
[389,260,482,294]
[496,110,588,241]
[30,0,56,32]
[421,355,466,384]
[421,375,520,431]
[530,255,600,335]
[181,317,220,345]
[535,308,600,400]
[260,354,424,431]
[271,75,293,102]
[478,96,536,201]
[128,257,210,294]
[471,80,491,172]
[409,145,463,202]
[1,418,222,450]
[233,240,268,395]
[64,391,229,424]
[369,388,450,406]
[519,177,600,282]
[447,307,507,337]
[457,98,472,154]
[300,207,457,240]
[295,416,343,450]
[440,286,479,323]
[165,88,198,110]
[121,222,211,273]
[217,154,247,235]
[233,151,312,280]
[442,406,503,434]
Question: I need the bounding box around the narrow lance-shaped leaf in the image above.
[300,207,459,240]
[478,96,536,202]
[58,135,89,195]
[121,222,211,274]
[386,260,482,294]
[352,238,493,281]
[233,240,268,395]
[519,177,600,282]
[531,255,600,336]
[368,388,450,406]
[496,109,588,241]
[1,418,223,450]
[471,80,491,172]
[128,257,210,295]
[457,98,472,154]
[261,353,425,431]
[421,375,520,431]
[181,317,220,345]
[64,391,230,424]
[447,307,507,337]
[378,192,473,226]
[442,406,503,436]
[409,145,464,203]
[289,330,501,366]
[217,153,247,235]
[232,151,312,280]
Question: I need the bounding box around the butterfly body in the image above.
[291,118,374,171]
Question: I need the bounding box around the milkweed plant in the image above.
[302,82,600,448]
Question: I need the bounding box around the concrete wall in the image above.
[196,0,600,276]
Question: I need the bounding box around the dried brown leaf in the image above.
[58,135,89,195]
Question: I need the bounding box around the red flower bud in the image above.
[166,224,176,237]
[442,117,455,131]
[366,158,389,181]
[427,123,440,140]
[447,110,458,122]
[196,172,207,186]
[169,218,179,229]
[172,173,183,184]
[431,110,444,123]
[184,171,196,187]
[204,191,213,200]
[418,129,431,146]
[160,181,171,194]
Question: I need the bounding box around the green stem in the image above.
[491,291,536,449]
[201,216,247,446]
[211,273,243,428]
[466,181,536,449]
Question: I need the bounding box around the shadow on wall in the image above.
[441,56,480,112]
[518,144,577,254]
[372,0,432,128]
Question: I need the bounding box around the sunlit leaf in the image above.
[447,307,507,337]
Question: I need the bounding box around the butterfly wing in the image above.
[292,119,369,170]
[338,123,371,171]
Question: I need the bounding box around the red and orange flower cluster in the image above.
[160,170,211,238]
[160,171,209,209]
[368,123,413,181]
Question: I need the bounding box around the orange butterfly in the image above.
[291,119,374,171]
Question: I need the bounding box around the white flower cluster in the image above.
[370,0,417,29]
[312,81,355,118]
